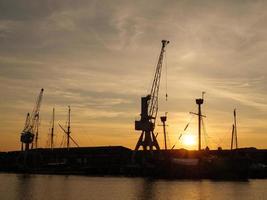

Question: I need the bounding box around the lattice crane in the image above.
[134,40,169,151]
[20,88,44,151]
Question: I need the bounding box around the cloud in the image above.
[1,0,267,150]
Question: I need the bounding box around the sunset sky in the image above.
[1,0,267,151]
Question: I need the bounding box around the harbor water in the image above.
[0,173,266,200]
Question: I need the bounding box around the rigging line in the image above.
[171,115,195,149]
[147,51,160,95]
[53,132,58,148]
[166,127,171,150]
[81,127,95,146]
[208,134,222,147]
[164,50,168,101]
[201,119,221,147]
[47,116,53,148]
[167,136,171,150]
[202,118,208,147]
[60,132,65,148]
[171,140,178,150]
[178,114,194,140]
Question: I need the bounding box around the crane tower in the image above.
[134,40,169,151]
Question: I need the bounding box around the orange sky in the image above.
[1,0,267,151]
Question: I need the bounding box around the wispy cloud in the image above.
[1,0,267,150]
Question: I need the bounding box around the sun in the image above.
[182,135,196,146]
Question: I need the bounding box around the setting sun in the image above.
[182,135,196,146]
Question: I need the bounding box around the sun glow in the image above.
[182,135,196,146]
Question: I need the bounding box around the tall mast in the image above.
[59,106,78,150]
[190,92,205,151]
[51,108,55,149]
[234,109,238,149]
[230,124,234,150]
[196,98,203,151]
[230,109,238,150]
[67,106,71,149]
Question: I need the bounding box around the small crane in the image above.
[134,40,169,152]
[20,88,44,151]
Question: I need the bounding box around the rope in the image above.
[171,115,194,149]
[167,128,171,150]
[202,118,215,147]
[164,51,168,101]
[59,134,64,148]
[202,118,223,148]
[179,115,194,139]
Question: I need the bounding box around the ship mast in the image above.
[50,108,55,149]
[67,106,70,149]
[231,109,238,150]
[59,106,79,150]
[190,92,206,151]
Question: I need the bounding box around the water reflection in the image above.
[0,174,265,200]
[137,178,156,200]
[15,174,34,200]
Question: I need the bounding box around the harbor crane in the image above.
[134,40,169,152]
[20,88,44,151]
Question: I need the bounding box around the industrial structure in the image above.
[134,40,169,152]
[20,88,44,151]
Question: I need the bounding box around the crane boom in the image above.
[29,88,44,132]
[149,40,169,123]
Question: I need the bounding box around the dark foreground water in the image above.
[0,173,266,200]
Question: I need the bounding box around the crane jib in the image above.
[148,40,169,122]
